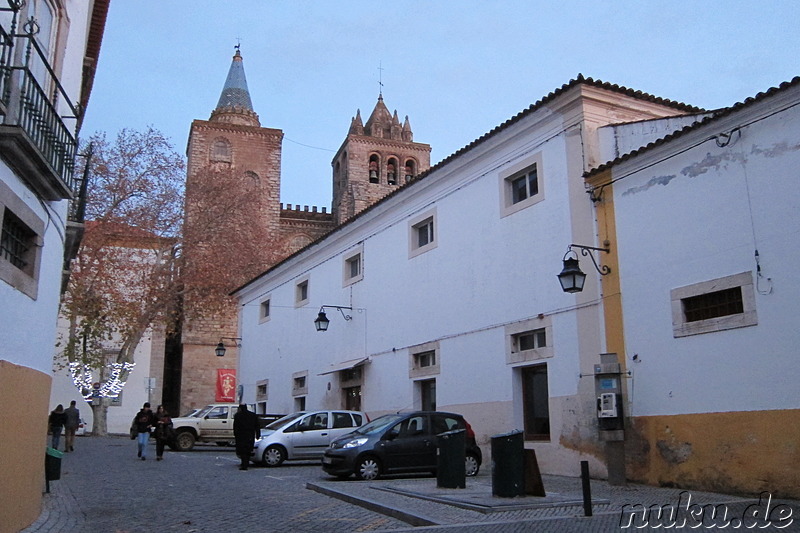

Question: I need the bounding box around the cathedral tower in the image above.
[332,94,431,224]
[178,48,284,412]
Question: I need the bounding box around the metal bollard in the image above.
[580,460,592,516]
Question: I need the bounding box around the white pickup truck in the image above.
[170,403,283,451]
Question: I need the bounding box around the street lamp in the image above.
[314,305,352,331]
[215,337,242,357]
[558,244,610,293]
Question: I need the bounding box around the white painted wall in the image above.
[612,86,800,417]
[235,96,605,466]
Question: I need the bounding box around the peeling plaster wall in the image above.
[611,85,800,496]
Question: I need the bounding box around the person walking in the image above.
[233,404,259,470]
[48,405,66,450]
[132,402,156,460]
[153,405,173,461]
[63,400,81,452]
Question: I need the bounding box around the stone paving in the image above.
[22,435,800,532]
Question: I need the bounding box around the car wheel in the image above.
[465,452,480,477]
[355,456,381,480]
[174,431,195,451]
[262,445,286,467]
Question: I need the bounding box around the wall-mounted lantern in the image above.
[558,244,610,293]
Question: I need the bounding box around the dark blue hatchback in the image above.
[322,411,482,480]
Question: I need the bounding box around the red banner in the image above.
[216,369,237,402]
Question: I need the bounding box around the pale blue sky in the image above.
[81,1,800,210]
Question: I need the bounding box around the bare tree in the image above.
[58,127,270,434]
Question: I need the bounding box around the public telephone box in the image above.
[594,353,624,431]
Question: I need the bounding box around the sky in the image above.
[81,1,800,210]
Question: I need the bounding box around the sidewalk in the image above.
[310,473,800,532]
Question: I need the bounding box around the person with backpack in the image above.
[132,402,156,460]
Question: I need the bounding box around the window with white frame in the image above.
[409,209,437,258]
[343,245,364,286]
[513,328,546,352]
[671,271,757,337]
[259,297,271,323]
[295,278,309,306]
[500,153,544,217]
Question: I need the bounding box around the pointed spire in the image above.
[402,115,413,142]
[364,94,393,138]
[209,47,260,127]
[349,109,364,135]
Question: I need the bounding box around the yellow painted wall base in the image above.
[0,360,51,533]
[628,409,800,499]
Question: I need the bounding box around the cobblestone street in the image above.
[23,436,800,532]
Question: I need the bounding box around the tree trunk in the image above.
[90,397,111,436]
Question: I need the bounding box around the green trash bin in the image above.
[436,429,466,489]
[45,447,64,493]
[491,430,525,497]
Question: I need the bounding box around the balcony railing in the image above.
[0,8,81,202]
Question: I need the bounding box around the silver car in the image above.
[253,410,367,466]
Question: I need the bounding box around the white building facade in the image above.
[233,78,700,479]
[588,77,800,498]
[0,1,108,531]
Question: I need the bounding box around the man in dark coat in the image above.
[233,404,260,470]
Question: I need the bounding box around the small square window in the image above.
[295,279,309,306]
[409,209,437,258]
[294,376,306,389]
[343,247,364,286]
[409,343,440,378]
[1,210,36,273]
[500,154,544,217]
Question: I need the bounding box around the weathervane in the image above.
[378,61,384,96]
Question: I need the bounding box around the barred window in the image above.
[683,287,744,322]
[1,210,35,271]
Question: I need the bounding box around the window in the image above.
[419,379,436,411]
[522,365,550,440]
[292,371,308,396]
[343,246,364,286]
[415,351,436,368]
[256,380,268,401]
[295,278,309,306]
[500,153,544,217]
[416,218,433,248]
[513,328,547,352]
[409,341,440,378]
[211,138,231,162]
[206,406,229,420]
[340,366,362,383]
[1,210,35,272]
[506,316,552,365]
[0,183,45,299]
[510,165,539,204]
[333,412,356,429]
[259,298,271,323]
[409,209,437,258]
[671,272,757,337]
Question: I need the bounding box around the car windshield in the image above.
[352,414,404,435]
[265,412,305,430]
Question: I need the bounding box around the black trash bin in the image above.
[436,429,466,489]
[491,430,525,497]
[45,447,63,493]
